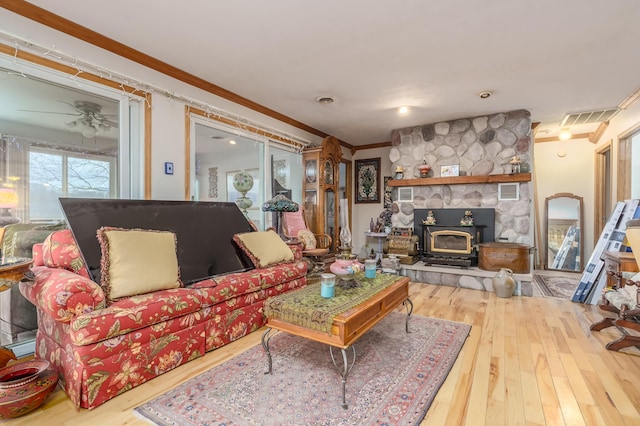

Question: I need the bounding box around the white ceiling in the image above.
[12,1,640,145]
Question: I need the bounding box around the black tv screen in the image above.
[59,198,255,284]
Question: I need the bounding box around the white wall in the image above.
[595,102,640,199]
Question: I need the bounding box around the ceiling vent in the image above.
[560,108,620,126]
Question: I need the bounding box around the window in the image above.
[190,120,303,231]
[0,59,145,224]
[28,148,116,220]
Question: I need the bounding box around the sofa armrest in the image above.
[19,266,106,323]
[32,243,44,266]
[286,240,304,261]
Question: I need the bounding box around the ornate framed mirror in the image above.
[544,192,584,271]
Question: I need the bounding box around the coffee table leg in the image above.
[404,298,413,333]
[329,346,356,409]
[261,328,273,374]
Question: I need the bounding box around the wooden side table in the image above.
[603,251,639,287]
[0,257,32,292]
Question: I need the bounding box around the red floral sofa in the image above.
[20,229,307,409]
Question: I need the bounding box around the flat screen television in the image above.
[59,198,255,284]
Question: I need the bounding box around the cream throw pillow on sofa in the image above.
[233,230,294,268]
[97,227,181,301]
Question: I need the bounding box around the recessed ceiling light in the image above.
[558,129,572,141]
[229,139,237,145]
[316,96,335,104]
[477,90,493,99]
[398,106,410,114]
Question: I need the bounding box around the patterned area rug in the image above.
[532,270,581,299]
[135,312,470,426]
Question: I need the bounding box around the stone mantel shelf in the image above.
[387,172,531,187]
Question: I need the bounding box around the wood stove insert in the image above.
[414,208,495,268]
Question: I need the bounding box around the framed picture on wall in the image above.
[440,164,460,177]
[355,158,381,203]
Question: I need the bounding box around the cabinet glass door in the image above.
[325,189,336,251]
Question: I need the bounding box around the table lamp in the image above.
[0,188,19,226]
[262,194,299,240]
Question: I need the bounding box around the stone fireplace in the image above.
[388,109,534,295]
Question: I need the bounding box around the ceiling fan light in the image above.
[82,126,97,138]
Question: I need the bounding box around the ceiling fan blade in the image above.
[17,108,82,116]
[101,119,119,128]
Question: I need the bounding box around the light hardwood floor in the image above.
[7,282,640,425]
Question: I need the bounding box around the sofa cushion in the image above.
[67,287,203,346]
[97,227,181,301]
[233,230,294,268]
[42,230,91,278]
[192,260,307,307]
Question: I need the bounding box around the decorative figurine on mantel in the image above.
[509,156,522,174]
[460,210,474,226]
[422,210,437,225]
[394,166,404,180]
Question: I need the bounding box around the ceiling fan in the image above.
[19,100,118,138]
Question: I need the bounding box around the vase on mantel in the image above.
[418,161,431,178]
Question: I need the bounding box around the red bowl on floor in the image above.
[0,360,58,419]
[0,360,49,389]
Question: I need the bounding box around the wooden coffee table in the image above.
[261,275,412,408]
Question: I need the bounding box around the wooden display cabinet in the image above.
[302,136,341,252]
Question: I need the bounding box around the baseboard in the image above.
[8,338,35,358]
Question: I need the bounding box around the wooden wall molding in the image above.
[588,122,609,144]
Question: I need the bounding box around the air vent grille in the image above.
[498,183,519,201]
[560,109,619,126]
[397,187,413,202]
